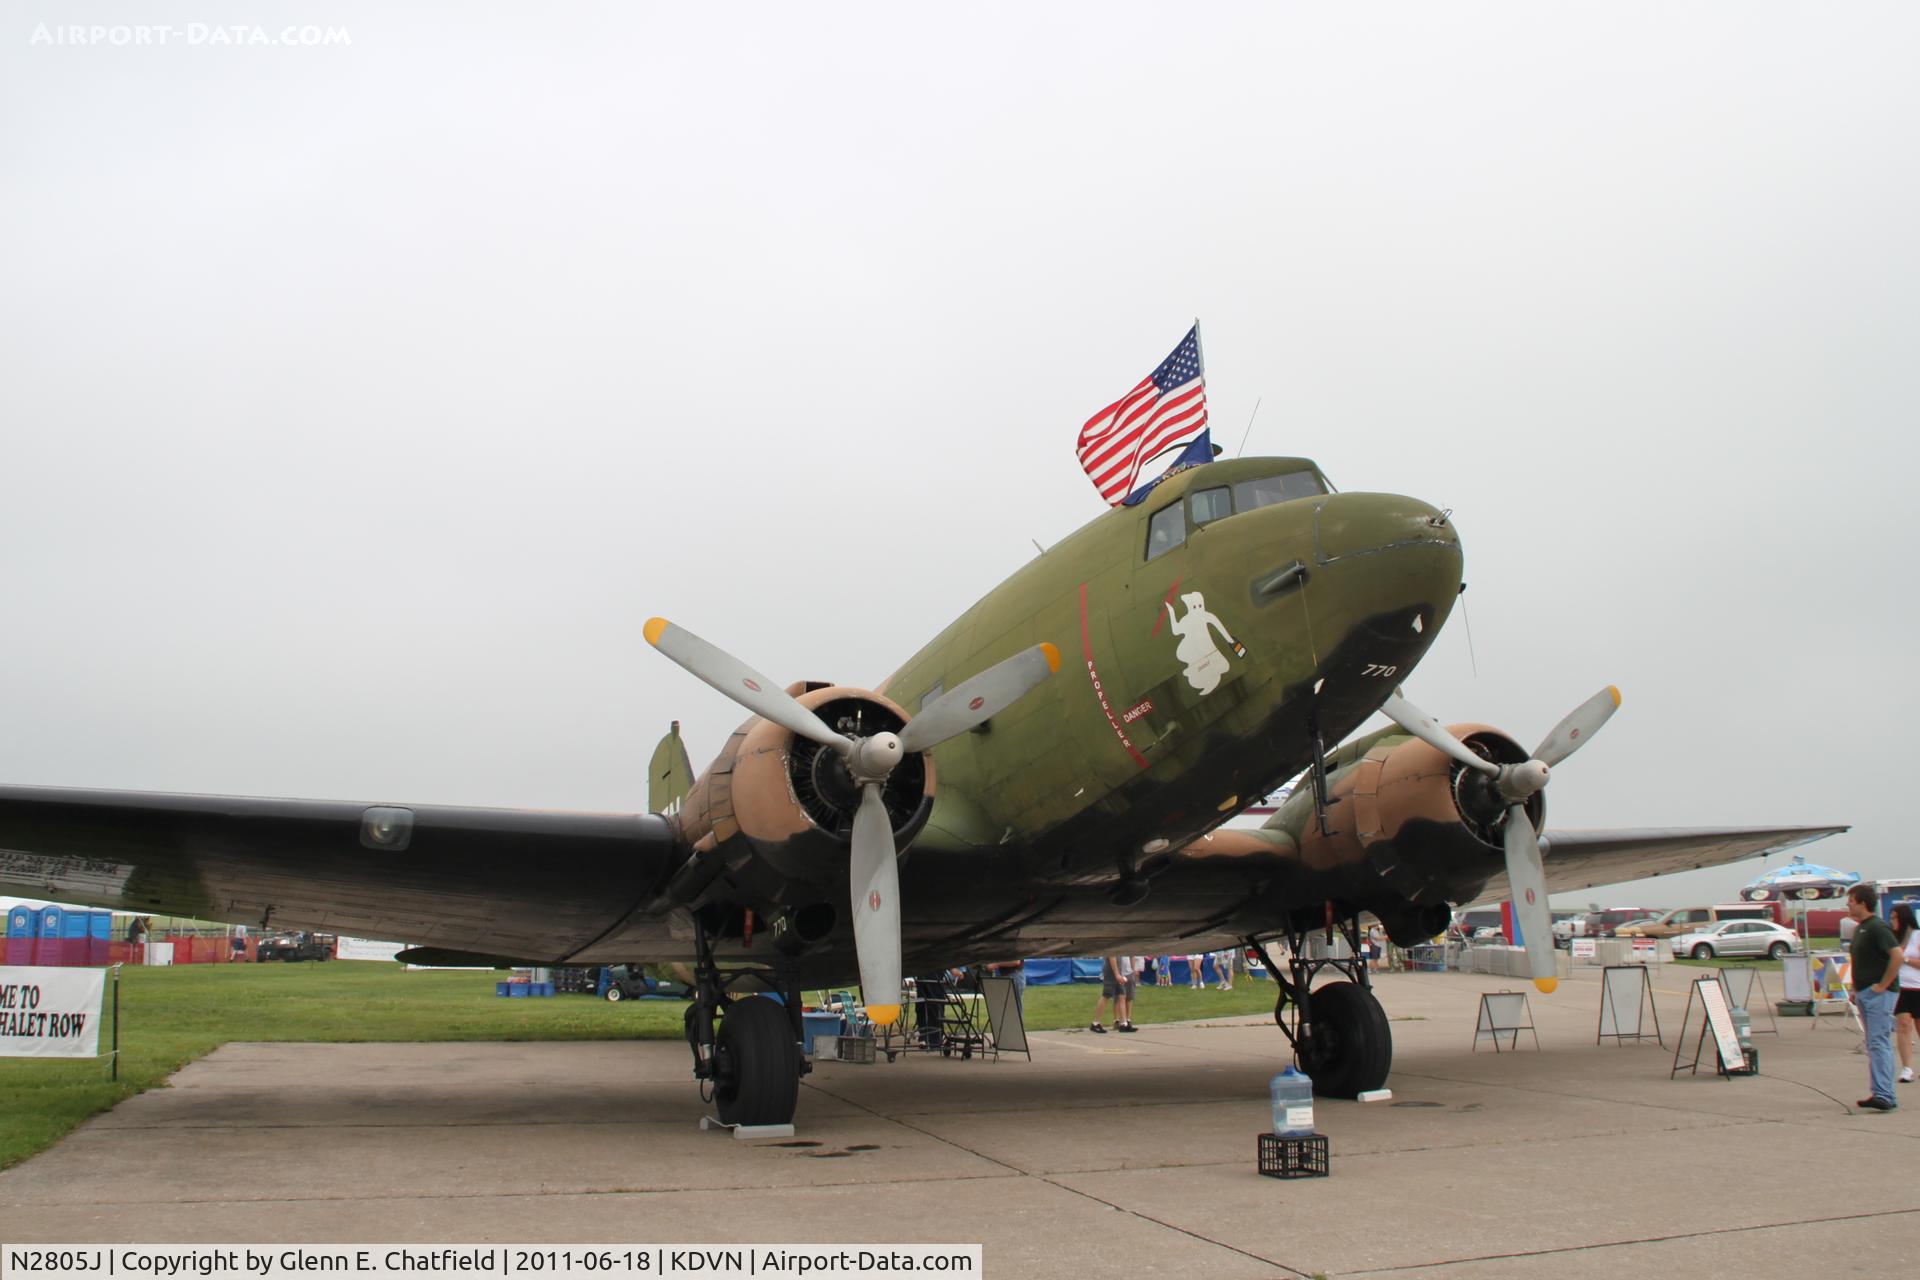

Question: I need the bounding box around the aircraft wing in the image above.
[1466,824,1849,905]
[0,785,684,962]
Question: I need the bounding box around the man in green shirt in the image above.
[1847,884,1900,1111]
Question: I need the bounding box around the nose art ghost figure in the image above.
[1164,592,1244,695]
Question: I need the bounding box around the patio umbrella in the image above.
[1740,855,1862,902]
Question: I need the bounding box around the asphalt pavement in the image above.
[1,964,1912,1278]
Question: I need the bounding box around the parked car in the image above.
[254,931,335,962]
[1456,908,1504,935]
[1617,907,1715,939]
[1669,920,1803,960]
[1566,908,1654,940]
[602,964,692,1001]
[1545,911,1585,946]
[1708,902,1783,925]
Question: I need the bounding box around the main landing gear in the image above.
[1254,907,1392,1098]
[684,917,809,1127]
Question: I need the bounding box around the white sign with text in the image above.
[0,965,105,1058]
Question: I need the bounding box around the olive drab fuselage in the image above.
[881,457,1463,866]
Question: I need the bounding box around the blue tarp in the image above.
[1023,958,1104,985]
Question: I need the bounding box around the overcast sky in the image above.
[3,2,1916,914]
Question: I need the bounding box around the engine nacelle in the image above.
[1280,723,1542,938]
[675,684,934,913]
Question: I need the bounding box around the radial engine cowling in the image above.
[675,685,934,901]
[1294,723,1541,931]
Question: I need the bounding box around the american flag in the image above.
[1077,325,1209,507]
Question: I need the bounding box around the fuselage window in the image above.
[1145,502,1186,560]
[1191,486,1232,526]
[1233,470,1325,513]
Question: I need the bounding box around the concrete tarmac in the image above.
[2,965,1915,1278]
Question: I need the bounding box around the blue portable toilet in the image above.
[36,907,64,965]
[4,907,34,966]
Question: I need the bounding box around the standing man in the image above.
[983,959,1026,1019]
[1090,955,1136,1033]
[1847,885,1901,1111]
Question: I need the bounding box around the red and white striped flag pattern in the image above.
[1076,325,1208,506]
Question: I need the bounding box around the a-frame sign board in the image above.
[980,976,1030,1061]
[1672,976,1750,1078]
[1596,964,1663,1046]
[1473,990,1538,1053]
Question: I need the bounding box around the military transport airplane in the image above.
[0,455,1844,1126]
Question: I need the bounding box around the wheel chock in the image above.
[699,1116,798,1140]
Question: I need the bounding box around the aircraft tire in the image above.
[713,996,801,1127]
[1300,981,1391,1098]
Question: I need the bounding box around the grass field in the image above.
[0,962,1282,1170]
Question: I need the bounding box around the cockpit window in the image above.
[1145,502,1186,560]
[1191,486,1231,526]
[1233,470,1325,512]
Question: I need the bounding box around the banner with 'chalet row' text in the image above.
[0,965,105,1058]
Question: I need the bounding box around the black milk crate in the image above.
[1257,1132,1329,1179]
[832,1035,876,1064]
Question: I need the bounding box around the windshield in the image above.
[1232,470,1325,513]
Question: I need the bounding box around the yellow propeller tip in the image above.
[643,617,669,646]
[865,1004,901,1026]
[1534,977,1559,994]
[1607,686,1622,707]
[1039,641,1062,674]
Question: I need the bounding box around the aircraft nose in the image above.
[1313,493,1459,564]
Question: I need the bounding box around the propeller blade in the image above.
[1502,804,1558,993]
[1532,685,1621,767]
[1380,691,1499,776]
[899,643,1062,754]
[850,783,903,1026]
[644,618,852,754]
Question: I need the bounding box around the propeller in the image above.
[1379,685,1621,993]
[644,617,1060,1025]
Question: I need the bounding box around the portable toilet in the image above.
[88,910,112,964]
[5,906,36,966]
[54,907,89,967]
[36,906,64,965]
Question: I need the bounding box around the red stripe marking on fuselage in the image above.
[1149,574,1183,637]
[1080,581,1150,770]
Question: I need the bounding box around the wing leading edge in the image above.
[1467,824,1850,906]
[0,784,685,962]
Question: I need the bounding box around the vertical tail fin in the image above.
[648,721,694,818]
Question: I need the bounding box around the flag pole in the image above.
[1192,318,1216,459]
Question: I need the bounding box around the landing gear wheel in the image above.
[1298,980,1392,1099]
[712,997,801,1127]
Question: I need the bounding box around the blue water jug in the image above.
[1269,1065,1315,1136]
